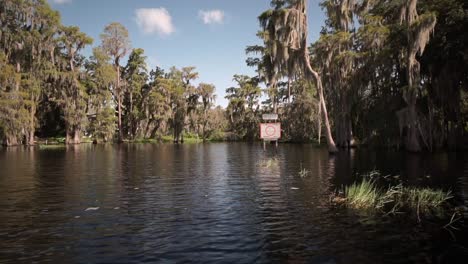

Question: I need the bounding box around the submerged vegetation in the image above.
[298,164,310,178]
[258,157,280,169]
[334,173,454,221]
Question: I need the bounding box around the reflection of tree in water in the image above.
[257,156,280,172]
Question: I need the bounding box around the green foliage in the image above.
[100,22,130,63]
[205,106,227,141]
[281,80,319,142]
[197,83,216,141]
[405,187,452,214]
[341,174,453,219]
[225,75,261,140]
[345,179,380,210]
[85,47,117,142]
[0,90,30,145]
[123,48,148,139]
[0,0,64,145]
[89,107,116,142]
[208,130,226,142]
[100,22,131,142]
[54,25,93,143]
[1,0,467,147]
[311,0,468,149]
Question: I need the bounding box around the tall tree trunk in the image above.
[15,62,20,91]
[50,47,55,65]
[271,81,278,114]
[144,118,152,139]
[317,76,338,153]
[27,102,36,146]
[117,65,123,143]
[173,112,180,143]
[302,0,337,153]
[129,92,134,139]
[348,118,355,147]
[405,104,421,152]
[404,29,422,152]
[335,96,354,148]
[4,135,19,146]
[318,86,322,145]
[65,126,71,144]
[149,121,160,139]
[202,124,206,142]
[399,0,435,152]
[65,127,81,144]
[66,54,82,145]
[305,52,338,153]
[73,129,81,144]
[202,109,207,142]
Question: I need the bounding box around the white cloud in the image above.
[52,0,72,4]
[135,8,175,36]
[198,10,225,25]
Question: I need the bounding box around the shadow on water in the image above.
[0,143,467,263]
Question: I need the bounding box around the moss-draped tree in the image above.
[259,0,338,152]
[100,22,130,143]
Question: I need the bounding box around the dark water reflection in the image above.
[0,143,467,263]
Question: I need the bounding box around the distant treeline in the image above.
[0,1,225,145]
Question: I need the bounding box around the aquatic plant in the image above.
[405,187,452,220]
[298,168,310,178]
[344,179,379,210]
[298,163,310,178]
[338,175,453,221]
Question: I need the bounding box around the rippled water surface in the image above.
[1,143,468,263]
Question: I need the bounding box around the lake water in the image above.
[0,143,467,263]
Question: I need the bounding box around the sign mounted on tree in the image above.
[260,123,281,141]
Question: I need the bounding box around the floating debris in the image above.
[85,207,100,211]
[291,187,299,190]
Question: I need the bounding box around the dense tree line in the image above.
[1,0,466,151]
[236,0,467,152]
[0,0,223,145]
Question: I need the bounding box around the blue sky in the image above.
[49,0,326,107]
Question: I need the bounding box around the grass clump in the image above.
[405,187,452,219]
[345,179,380,210]
[338,176,453,220]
